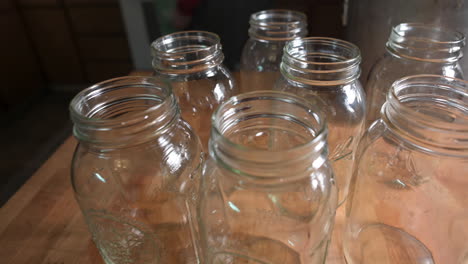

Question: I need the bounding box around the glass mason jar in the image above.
[151,31,237,151]
[344,75,468,264]
[276,37,366,205]
[240,9,307,93]
[365,23,465,127]
[70,77,203,264]
[199,91,337,264]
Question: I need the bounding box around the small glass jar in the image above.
[70,77,203,264]
[344,75,468,264]
[151,31,237,150]
[240,9,307,93]
[276,37,366,205]
[365,23,465,127]
[199,91,337,264]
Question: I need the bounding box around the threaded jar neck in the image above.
[248,9,307,42]
[209,91,329,186]
[280,37,361,86]
[70,76,179,149]
[383,74,468,157]
[151,31,224,75]
[386,23,465,63]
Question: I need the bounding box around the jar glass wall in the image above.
[365,23,465,127]
[151,31,237,150]
[199,91,337,264]
[276,37,365,206]
[344,75,468,264]
[70,77,203,264]
[240,10,307,93]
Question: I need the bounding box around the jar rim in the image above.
[210,90,328,154]
[151,30,221,55]
[250,9,307,26]
[387,23,465,63]
[384,74,468,156]
[391,23,465,45]
[389,74,468,130]
[209,90,330,182]
[70,76,173,124]
[248,9,308,41]
[281,37,361,86]
[285,37,361,66]
[70,76,178,147]
[151,30,224,74]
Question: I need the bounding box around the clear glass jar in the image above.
[240,9,307,93]
[346,0,468,86]
[199,91,337,264]
[365,23,465,127]
[70,77,203,264]
[344,75,468,264]
[151,31,237,151]
[276,37,366,205]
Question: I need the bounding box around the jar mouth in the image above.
[70,76,178,147]
[151,31,224,74]
[384,74,468,157]
[249,9,308,41]
[210,91,328,182]
[281,37,361,85]
[387,23,465,63]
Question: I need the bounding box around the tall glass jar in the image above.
[199,91,337,264]
[240,9,307,93]
[344,75,468,264]
[276,37,365,205]
[70,77,203,264]
[365,23,465,127]
[151,31,237,150]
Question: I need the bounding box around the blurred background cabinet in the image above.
[1,0,132,108]
[65,0,132,82]
[0,0,132,205]
[0,0,45,113]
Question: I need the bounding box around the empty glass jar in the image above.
[151,31,237,150]
[70,77,203,264]
[365,23,465,127]
[276,37,366,205]
[199,91,337,264]
[344,75,468,264]
[240,9,307,93]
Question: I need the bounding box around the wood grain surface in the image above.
[0,137,105,264]
[0,135,345,264]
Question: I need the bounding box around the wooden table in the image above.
[0,134,346,264]
[0,70,346,263]
[0,136,105,263]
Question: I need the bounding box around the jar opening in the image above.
[254,10,304,23]
[384,74,468,157]
[151,31,224,74]
[152,31,219,53]
[249,9,307,41]
[70,77,178,148]
[387,23,465,63]
[78,92,166,121]
[209,91,328,183]
[281,37,361,86]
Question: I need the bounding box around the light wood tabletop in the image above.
[0,71,346,264]
[0,136,105,263]
[0,134,345,264]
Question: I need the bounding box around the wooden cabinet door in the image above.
[0,0,45,113]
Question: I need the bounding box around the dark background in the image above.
[0,0,345,205]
